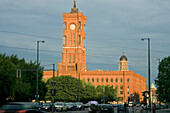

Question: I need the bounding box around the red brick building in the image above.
[43,0,146,102]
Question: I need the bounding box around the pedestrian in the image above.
[88,98,99,113]
[152,103,156,113]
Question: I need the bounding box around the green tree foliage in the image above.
[96,85,116,103]
[0,53,47,104]
[155,56,170,102]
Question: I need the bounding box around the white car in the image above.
[54,102,68,111]
[128,102,134,107]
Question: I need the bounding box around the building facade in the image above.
[43,0,146,102]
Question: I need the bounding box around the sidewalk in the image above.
[142,108,170,113]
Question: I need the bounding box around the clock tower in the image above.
[58,0,87,73]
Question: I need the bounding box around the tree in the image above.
[155,56,170,102]
[0,54,17,105]
[0,53,47,104]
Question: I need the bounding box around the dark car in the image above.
[0,102,47,113]
[75,102,85,110]
[99,104,114,113]
[117,104,125,113]
[66,102,77,111]
[41,103,52,112]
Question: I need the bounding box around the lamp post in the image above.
[141,38,151,112]
[36,40,45,103]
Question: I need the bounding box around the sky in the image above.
[0,0,170,85]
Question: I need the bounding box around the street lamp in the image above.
[141,38,151,112]
[36,40,45,103]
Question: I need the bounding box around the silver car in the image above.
[54,102,68,112]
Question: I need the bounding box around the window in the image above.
[69,55,71,63]
[73,55,75,63]
[106,78,108,82]
[127,85,129,89]
[116,78,118,82]
[73,33,75,46]
[92,78,94,82]
[79,21,81,29]
[120,85,123,94]
[62,36,66,45]
[83,38,86,47]
[97,78,99,82]
[127,78,130,82]
[88,78,90,82]
[111,78,113,82]
[78,35,81,45]
[127,91,129,94]
[102,78,104,82]
[70,33,72,46]
[63,22,67,30]
[121,78,123,82]
[120,85,123,90]
[120,91,123,94]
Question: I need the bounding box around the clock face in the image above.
[70,24,76,30]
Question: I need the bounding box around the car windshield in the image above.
[66,103,73,105]
[55,103,63,105]
[43,103,51,106]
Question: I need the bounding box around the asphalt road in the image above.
[47,107,170,113]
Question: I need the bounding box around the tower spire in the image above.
[70,0,78,13]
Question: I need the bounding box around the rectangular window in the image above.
[69,55,71,63]
[106,78,108,82]
[79,35,81,45]
[70,33,72,46]
[73,33,75,46]
[73,54,75,63]
[83,38,86,47]
[120,91,123,94]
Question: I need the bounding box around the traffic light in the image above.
[75,63,78,71]
[144,97,147,106]
[17,69,21,78]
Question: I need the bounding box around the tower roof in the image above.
[151,83,156,89]
[70,0,78,13]
[120,52,128,61]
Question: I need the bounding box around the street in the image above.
[47,107,170,113]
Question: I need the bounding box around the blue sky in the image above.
[0,0,170,85]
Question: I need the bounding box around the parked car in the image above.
[65,102,77,111]
[142,105,149,110]
[128,102,134,107]
[117,104,125,113]
[0,102,47,113]
[54,102,68,112]
[41,103,52,112]
[99,104,114,113]
[75,102,85,110]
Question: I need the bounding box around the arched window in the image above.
[116,78,118,82]
[63,22,67,30]
[63,36,66,45]
[88,78,90,82]
[127,78,130,82]
[79,21,81,29]
[121,78,123,82]
[97,78,99,82]
[106,78,108,82]
[78,35,81,45]
[70,33,72,46]
[92,78,94,82]
[111,78,113,82]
